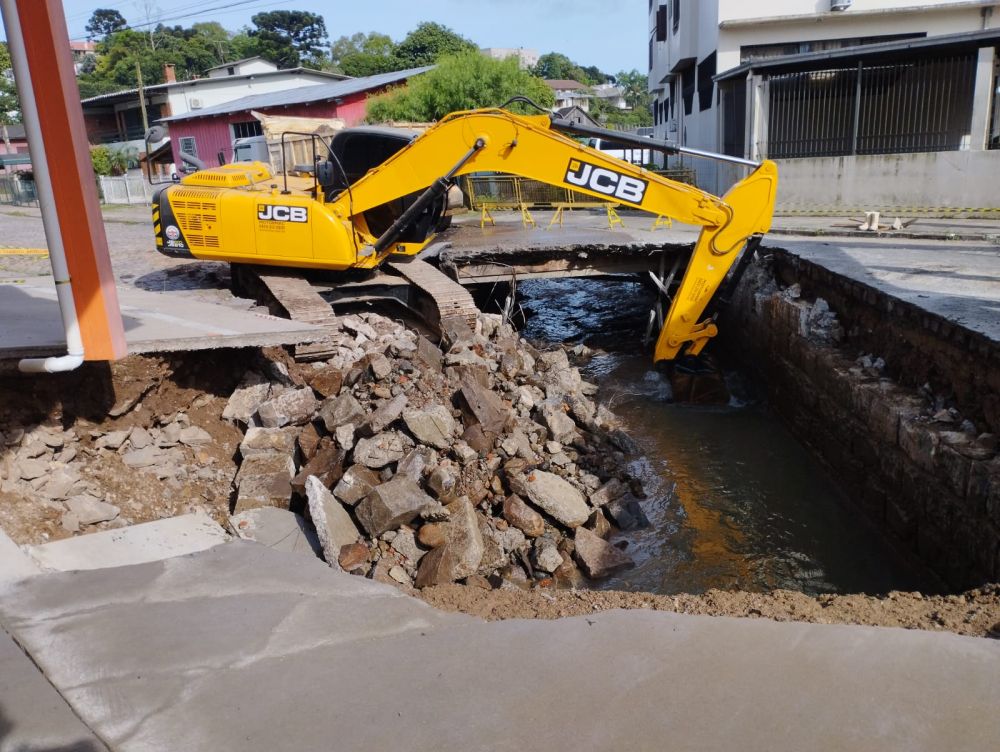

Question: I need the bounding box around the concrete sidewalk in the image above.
[1,541,998,751]
[0,276,322,360]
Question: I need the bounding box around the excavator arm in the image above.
[328,108,778,363]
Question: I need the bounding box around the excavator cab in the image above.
[323,127,447,242]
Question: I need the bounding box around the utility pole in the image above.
[136,61,149,133]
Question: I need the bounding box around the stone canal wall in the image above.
[726,251,1000,590]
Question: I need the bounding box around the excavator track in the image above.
[231,259,480,360]
[386,258,479,335]
[230,264,339,360]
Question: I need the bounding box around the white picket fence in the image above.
[97,175,154,205]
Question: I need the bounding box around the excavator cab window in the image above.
[326,127,446,241]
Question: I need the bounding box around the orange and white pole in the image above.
[1,0,125,371]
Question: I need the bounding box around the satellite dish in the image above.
[145,125,167,143]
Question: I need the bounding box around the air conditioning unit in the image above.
[830,0,853,10]
[190,97,204,109]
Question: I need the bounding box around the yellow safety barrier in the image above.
[651,215,673,230]
[606,205,625,230]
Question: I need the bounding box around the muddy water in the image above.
[518,278,927,596]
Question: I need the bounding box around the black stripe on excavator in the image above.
[152,185,194,259]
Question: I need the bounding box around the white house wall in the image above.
[649,0,999,196]
[164,74,332,119]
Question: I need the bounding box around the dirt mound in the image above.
[420,582,1000,638]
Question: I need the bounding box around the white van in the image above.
[587,137,653,166]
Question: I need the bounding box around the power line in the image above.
[68,0,292,38]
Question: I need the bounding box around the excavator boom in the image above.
[153,107,777,362]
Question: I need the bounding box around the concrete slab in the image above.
[0,528,38,587]
[772,239,1000,343]
[24,512,230,572]
[0,629,108,752]
[2,542,997,751]
[0,277,322,359]
[228,507,323,558]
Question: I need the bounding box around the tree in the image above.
[0,43,19,124]
[615,69,649,110]
[331,32,397,77]
[250,11,328,69]
[393,22,476,68]
[85,9,127,41]
[532,52,593,84]
[367,51,554,123]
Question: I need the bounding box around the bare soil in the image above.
[420,582,1000,639]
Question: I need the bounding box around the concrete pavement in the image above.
[771,238,1000,343]
[0,276,322,359]
[1,540,998,751]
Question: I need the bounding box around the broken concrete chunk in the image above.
[95,429,131,451]
[402,404,456,450]
[306,475,361,565]
[574,526,634,578]
[414,497,485,587]
[457,378,510,439]
[355,475,434,537]
[222,374,271,424]
[333,464,381,506]
[319,393,365,432]
[307,368,344,399]
[516,470,589,528]
[358,394,407,437]
[338,542,370,572]
[426,464,459,502]
[396,446,436,481]
[233,453,296,514]
[368,353,393,381]
[16,458,48,481]
[257,387,319,429]
[178,426,213,447]
[538,400,578,444]
[120,446,163,469]
[389,527,426,569]
[229,507,322,558]
[589,478,628,508]
[128,427,153,450]
[334,423,356,451]
[605,495,651,531]
[64,495,120,526]
[297,423,322,461]
[503,494,545,538]
[533,537,564,574]
[291,438,345,494]
[414,336,443,372]
[353,432,411,469]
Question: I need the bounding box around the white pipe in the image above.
[1,0,86,373]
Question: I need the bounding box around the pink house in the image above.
[160,66,432,169]
[0,124,31,171]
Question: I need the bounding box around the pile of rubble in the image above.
[225,311,650,590]
[0,409,234,537]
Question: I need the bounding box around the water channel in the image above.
[517,277,928,596]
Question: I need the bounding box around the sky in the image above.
[50,0,647,74]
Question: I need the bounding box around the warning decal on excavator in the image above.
[564,159,648,205]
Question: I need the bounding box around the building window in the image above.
[741,33,925,64]
[655,5,667,42]
[681,66,695,115]
[179,136,198,158]
[697,52,716,112]
[231,120,263,140]
[671,0,680,34]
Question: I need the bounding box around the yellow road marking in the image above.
[0,248,48,256]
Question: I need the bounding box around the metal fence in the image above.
[0,174,37,206]
[766,53,978,159]
[97,174,154,205]
[460,174,611,210]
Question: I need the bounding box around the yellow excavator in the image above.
[151,102,777,362]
